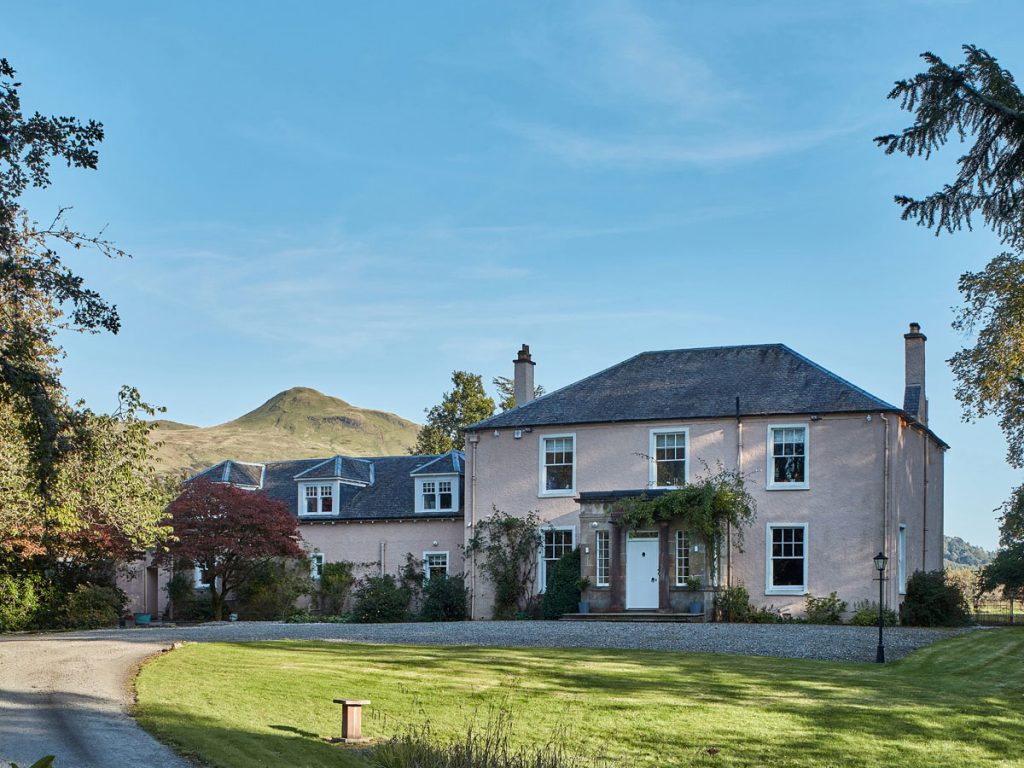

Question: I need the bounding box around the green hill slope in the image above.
[151,387,420,476]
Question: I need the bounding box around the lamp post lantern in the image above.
[873,551,889,663]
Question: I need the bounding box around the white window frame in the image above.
[415,476,459,514]
[299,481,339,516]
[595,529,610,587]
[766,424,810,490]
[649,427,689,489]
[675,530,690,586]
[765,522,808,595]
[193,564,209,590]
[309,553,326,581]
[898,524,907,595]
[538,433,576,497]
[538,525,576,591]
[422,550,450,581]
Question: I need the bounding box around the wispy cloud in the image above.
[506,120,858,168]
[508,0,852,169]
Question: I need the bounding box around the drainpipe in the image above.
[922,432,929,568]
[879,413,890,600]
[379,541,386,577]
[729,396,742,589]
[468,433,479,619]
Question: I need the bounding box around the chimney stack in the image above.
[903,322,927,425]
[513,344,535,408]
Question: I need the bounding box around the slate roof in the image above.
[903,385,922,421]
[294,455,374,484]
[194,460,265,487]
[470,344,903,431]
[410,452,463,476]
[191,451,464,521]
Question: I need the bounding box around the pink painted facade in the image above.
[464,332,945,620]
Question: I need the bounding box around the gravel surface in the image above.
[0,620,975,767]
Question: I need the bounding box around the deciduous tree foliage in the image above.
[160,479,305,620]
[982,486,1024,599]
[412,371,495,454]
[0,59,167,571]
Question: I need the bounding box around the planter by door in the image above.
[625,532,659,609]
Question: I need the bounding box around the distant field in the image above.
[150,387,420,476]
[135,629,1024,768]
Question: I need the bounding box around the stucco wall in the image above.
[117,554,173,618]
[301,517,465,580]
[466,413,944,619]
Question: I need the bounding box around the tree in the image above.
[492,376,545,412]
[465,508,542,619]
[876,46,1024,466]
[981,485,1024,600]
[412,371,495,454]
[159,479,304,620]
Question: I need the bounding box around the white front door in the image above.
[626,533,660,609]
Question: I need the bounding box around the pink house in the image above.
[463,326,945,619]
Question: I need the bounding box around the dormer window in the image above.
[416,476,458,513]
[302,483,336,515]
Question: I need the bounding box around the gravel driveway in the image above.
[0,621,972,767]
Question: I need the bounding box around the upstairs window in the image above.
[768,426,808,488]
[418,477,457,512]
[303,484,335,515]
[540,434,575,495]
[651,429,687,487]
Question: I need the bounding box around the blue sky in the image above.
[4,1,1022,547]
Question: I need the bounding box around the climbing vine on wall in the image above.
[613,466,757,554]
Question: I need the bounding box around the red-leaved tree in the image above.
[159,479,304,620]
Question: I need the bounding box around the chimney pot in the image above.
[513,344,536,408]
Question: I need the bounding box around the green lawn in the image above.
[134,629,1024,767]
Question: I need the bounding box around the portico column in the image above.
[609,521,625,612]
[658,521,671,611]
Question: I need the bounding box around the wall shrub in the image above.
[234,559,312,620]
[849,600,899,627]
[541,548,581,620]
[318,561,356,615]
[420,573,469,622]
[900,570,971,626]
[714,585,752,622]
[351,574,413,623]
[804,592,847,624]
[63,584,125,629]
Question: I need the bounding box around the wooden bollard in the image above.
[332,699,370,743]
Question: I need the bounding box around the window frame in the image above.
[898,524,907,595]
[766,424,810,490]
[193,564,210,590]
[310,553,325,581]
[649,427,689,489]
[415,475,459,514]
[674,529,690,586]
[538,525,576,591]
[299,481,339,517]
[595,529,610,587]
[765,522,809,595]
[538,433,577,497]
[422,550,450,581]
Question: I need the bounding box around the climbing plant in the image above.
[612,467,757,556]
[466,508,541,619]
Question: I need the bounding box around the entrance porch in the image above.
[577,491,712,618]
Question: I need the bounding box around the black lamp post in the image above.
[873,551,889,663]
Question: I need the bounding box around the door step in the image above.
[561,612,705,623]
